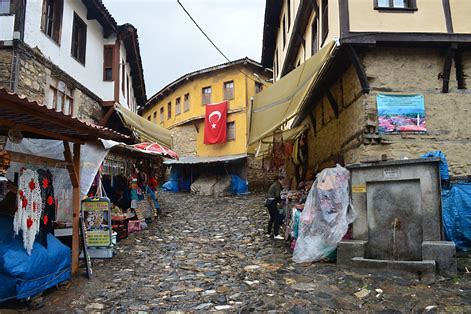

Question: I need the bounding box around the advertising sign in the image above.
[377,94,426,133]
[81,197,111,247]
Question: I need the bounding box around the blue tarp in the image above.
[162,167,180,192]
[442,183,471,251]
[0,217,71,302]
[421,150,449,180]
[230,175,248,195]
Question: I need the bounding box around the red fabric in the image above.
[204,101,227,144]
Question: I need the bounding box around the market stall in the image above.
[0,89,130,301]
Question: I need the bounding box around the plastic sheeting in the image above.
[293,165,355,263]
[6,139,110,198]
[190,175,231,197]
[230,175,248,195]
[421,150,449,181]
[442,182,471,251]
[162,167,180,192]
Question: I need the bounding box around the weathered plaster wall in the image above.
[170,124,198,157]
[361,47,471,176]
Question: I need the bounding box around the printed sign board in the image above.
[81,197,111,247]
[377,94,426,133]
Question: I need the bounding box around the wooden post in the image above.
[69,142,81,276]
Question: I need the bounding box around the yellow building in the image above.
[142,58,271,158]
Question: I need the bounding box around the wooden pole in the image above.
[71,143,81,275]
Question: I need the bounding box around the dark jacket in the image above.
[267,181,282,203]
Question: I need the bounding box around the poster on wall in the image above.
[81,197,111,247]
[377,94,426,133]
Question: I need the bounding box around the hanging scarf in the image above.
[37,169,56,248]
[13,169,43,255]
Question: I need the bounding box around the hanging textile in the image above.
[37,169,56,248]
[13,169,43,255]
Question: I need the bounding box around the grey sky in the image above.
[102,0,266,99]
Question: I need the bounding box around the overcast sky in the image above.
[102,0,266,99]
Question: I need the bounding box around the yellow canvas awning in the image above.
[248,41,336,149]
[115,104,173,149]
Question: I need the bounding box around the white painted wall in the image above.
[0,15,15,41]
[118,42,138,112]
[23,0,114,101]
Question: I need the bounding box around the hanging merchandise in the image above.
[13,169,44,255]
[293,165,356,263]
[37,169,56,248]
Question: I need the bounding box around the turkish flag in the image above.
[204,101,227,144]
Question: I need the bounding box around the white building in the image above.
[0,0,146,123]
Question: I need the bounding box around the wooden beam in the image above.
[339,0,350,38]
[0,118,83,143]
[324,87,339,118]
[442,45,456,93]
[63,141,79,188]
[346,45,370,94]
[455,50,466,90]
[442,0,454,33]
[309,111,317,137]
[98,106,115,126]
[71,143,81,276]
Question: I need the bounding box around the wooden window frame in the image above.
[71,12,87,65]
[226,121,236,141]
[202,86,211,105]
[103,45,114,81]
[287,0,291,30]
[175,97,181,115]
[49,80,74,116]
[223,81,234,100]
[374,0,417,11]
[167,101,172,120]
[184,93,190,112]
[159,106,164,123]
[321,0,328,46]
[121,61,125,96]
[40,0,63,44]
[282,15,286,48]
[311,15,319,56]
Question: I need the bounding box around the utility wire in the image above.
[176,0,269,85]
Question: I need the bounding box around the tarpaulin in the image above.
[421,150,449,181]
[248,41,336,151]
[115,104,173,148]
[204,101,228,144]
[442,183,471,251]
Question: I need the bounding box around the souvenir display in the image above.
[13,169,43,255]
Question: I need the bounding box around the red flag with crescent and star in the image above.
[204,101,228,144]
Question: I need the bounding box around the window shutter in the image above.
[40,0,47,32]
[52,0,64,43]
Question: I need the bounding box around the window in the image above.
[274,50,279,78]
[374,0,417,10]
[167,102,172,119]
[121,62,126,97]
[184,93,190,111]
[223,81,234,100]
[287,0,291,29]
[147,116,151,121]
[227,122,235,141]
[282,15,286,48]
[255,82,263,94]
[321,0,328,46]
[103,45,114,81]
[153,112,157,121]
[48,79,73,115]
[311,16,319,55]
[160,106,164,123]
[0,0,10,14]
[71,13,86,64]
[40,0,63,43]
[175,97,181,115]
[126,75,130,104]
[202,86,211,105]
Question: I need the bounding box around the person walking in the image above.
[265,175,284,240]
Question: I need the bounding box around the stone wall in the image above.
[361,47,471,176]
[288,46,471,182]
[1,43,104,124]
[0,48,12,89]
[170,123,198,156]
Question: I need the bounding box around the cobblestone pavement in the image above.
[32,192,471,312]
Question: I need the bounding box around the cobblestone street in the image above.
[37,192,470,312]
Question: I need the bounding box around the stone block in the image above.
[422,241,457,276]
[351,257,436,275]
[337,240,367,267]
